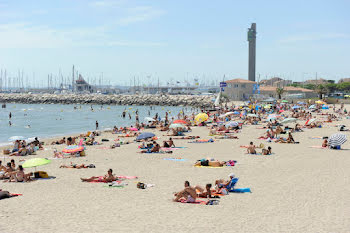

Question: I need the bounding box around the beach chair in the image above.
[227,178,251,193]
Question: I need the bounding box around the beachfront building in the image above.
[223,79,256,100]
[260,86,317,99]
[75,75,93,93]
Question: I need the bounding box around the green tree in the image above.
[325,83,338,94]
[315,84,326,99]
[276,87,284,99]
[337,82,350,92]
[304,84,316,90]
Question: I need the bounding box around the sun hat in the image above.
[228,173,235,178]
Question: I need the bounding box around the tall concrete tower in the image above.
[247,23,257,82]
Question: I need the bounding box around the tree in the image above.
[276,87,284,99]
[315,84,326,99]
[304,84,316,90]
[337,82,350,92]
[325,83,337,94]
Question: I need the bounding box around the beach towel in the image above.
[178,199,208,205]
[160,148,180,151]
[309,146,327,149]
[117,176,138,179]
[34,176,56,180]
[229,188,252,193]
[163,158,187,161]
[0,192,22,200]
[188,139,214,143]
[194,165,224,168]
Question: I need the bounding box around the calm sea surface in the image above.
[0,103,195,145]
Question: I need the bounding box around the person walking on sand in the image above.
[96,121,99,130]
[9,112,12,119]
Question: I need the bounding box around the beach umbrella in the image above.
[328,133,347,147]
[8,136,25,142]
[233,111,240,115]
[22,158,51,168]
[267,114,279,121]
[129,127,138,131]
[144,117,155,122]
[169,123,186,129]
[247,113,257,117]
[297,101,306,105]
[195,113,208,123]
[62,145,84,154]
[305,118,316,125]
[136,132,155,141]
[309,105,316,109]
[224,112,234,116]
[322,105,329,109]
[316,100,326,105]
[173,120,187,125]
[281,118,297,124]
[292,105,300,109]
[26,137,36,143]
[281,100,288,103]
[225,121,239,127]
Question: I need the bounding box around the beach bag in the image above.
[34,171,48,178]
[137,182,146,189]
[3,149,10,155]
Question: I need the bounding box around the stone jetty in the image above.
[0,93,214,107]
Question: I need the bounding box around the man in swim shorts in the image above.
[174,181,197,203]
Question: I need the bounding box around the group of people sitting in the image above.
[173,173,239,203]
[0,160,33,182]
[246,142,272,155]
[7,138,42,157]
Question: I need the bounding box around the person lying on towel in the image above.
[80,169,117,182]
[195,158,226,167]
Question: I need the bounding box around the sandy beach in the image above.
[1,106,350,233]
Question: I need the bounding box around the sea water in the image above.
[0,103,195,145]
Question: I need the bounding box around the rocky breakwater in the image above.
[0,93,214,107]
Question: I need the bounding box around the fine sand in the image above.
[1,109,350,233]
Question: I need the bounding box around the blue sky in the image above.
[0,0,349,86]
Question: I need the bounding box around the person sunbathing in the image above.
[9,145,27,156]
[262,146,272,155]
[173,181,197,203]
[163,138,175,148]
[80,169,117,182]
[322,139,328,148]
[196,184,220,198]
[195,159,226,167]
[215,173,236,194]
[51,137,66,145]
[172,136,200,140]
[60,163,95,169]
[14,165,33,182]
[247,142,256,154]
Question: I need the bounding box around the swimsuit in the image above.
[186,195,195,203]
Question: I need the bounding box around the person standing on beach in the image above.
[96,121,99,130]
[122,110,126,118]
[9,112,12,119]
[136,114,139,124]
